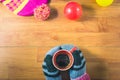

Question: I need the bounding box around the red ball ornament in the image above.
[64,2,82,20]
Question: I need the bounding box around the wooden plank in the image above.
[0,1,120,33]
[0,0,120,80]
[0,47,120,80]
[0,32,120,47]
[0,47,42,80]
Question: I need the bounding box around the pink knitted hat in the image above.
[1,0,50,20]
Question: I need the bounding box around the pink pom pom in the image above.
[34,4,50,21]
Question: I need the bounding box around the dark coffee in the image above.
[56,53,70,68]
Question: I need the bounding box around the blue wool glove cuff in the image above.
[60,44,86,79]
[42,46,62,80]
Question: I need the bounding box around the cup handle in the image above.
[70,47,77,53]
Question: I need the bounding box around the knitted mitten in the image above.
[42,44,90,80]
[58,44,90,80]
[1,0,48,16]
[42,46,62,80]
[70,49,90,80]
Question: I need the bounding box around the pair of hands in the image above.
[42,45,86,80]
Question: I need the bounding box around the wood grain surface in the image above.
[0,0,120,80]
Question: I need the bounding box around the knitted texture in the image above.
[34,4,50,21]
[6,0,24,11]
[42,46,62,80]
[71,73,90,80]
[0,0,5,2]
[42,44,90,80]
[1,0,48,16]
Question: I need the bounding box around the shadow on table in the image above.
[47,0,51,4]
[79,4,96,22]
[112,0,120,5]
[115,0,120,3]
[81,48,108,80]
[47,7,58,21]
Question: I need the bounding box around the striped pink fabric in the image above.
[1,0,48,16]
[71,73,90,80]
[5,0,23,11]
[0,0,5,2]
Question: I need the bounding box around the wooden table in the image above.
[0,0,120,80]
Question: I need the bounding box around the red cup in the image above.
[52,47,77,71]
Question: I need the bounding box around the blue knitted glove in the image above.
[42,44,90,80]
[42,46,62,80]
[61,44,90,80]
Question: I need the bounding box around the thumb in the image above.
[70,50,86,79]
